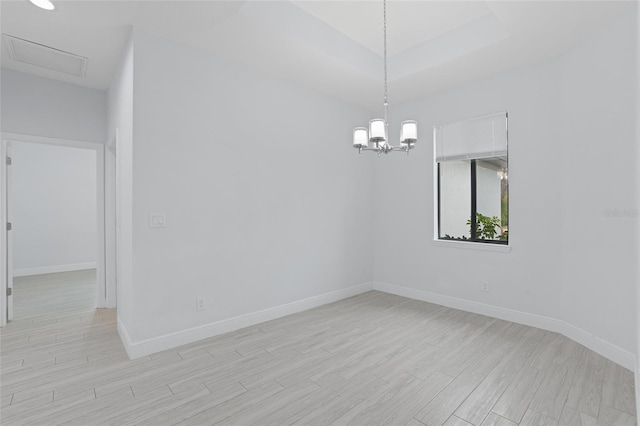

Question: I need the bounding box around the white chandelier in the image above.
[353,0,417,155]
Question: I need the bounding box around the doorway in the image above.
[1,134,109,325]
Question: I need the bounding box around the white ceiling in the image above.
[0,0,634,110]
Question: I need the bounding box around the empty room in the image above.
[0,0,638,425]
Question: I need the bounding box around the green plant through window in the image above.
[444,212,508,241]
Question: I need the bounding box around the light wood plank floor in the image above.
[12,270,96,321]
[0,273,636,425]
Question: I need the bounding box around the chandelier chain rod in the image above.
[383,0,389,131]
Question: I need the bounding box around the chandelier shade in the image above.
[369,119,387,143]
[400,120,418,146]
[353,127,369,148]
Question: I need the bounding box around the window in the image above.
[435,112,508,244]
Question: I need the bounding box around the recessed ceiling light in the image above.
[29,0,55,11]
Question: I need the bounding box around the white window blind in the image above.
[435,111,507,162]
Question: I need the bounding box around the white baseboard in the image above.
[13,262,97,277]
[119,282,374,359]
[117,318,135,360]
[373,281,635,371]
[636,357,640,418]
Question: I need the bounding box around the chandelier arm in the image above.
[357,145,412,155]
[390,146,412,155]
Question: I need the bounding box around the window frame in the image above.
[433,112,509,248]
[436,159,508,245]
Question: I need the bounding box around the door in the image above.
[6,142,13,321]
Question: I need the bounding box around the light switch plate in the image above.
[149,213,166,228]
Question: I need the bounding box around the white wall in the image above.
[558,10,638,365]
[11,142,96,274]
[375,58,563,316]
[374,11,638,368]
[122,29,374,349]
[635,0,640,412]
[107,35,134,326]
[1,70,107,144]
[635,3,640,415]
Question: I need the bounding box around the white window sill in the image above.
[432,239,511,253]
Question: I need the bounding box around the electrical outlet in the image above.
[149,213,166,228]
[481,281,490,292]
[196,297,206,311]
